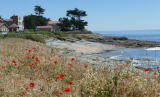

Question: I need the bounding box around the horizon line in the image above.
[92,29,160,32]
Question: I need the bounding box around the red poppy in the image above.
[59,55,61,57]
[2,66,4,68]
[10,47,13,48]
[104,67,107,69]
[48,79,51,81]
[30,65,32,67]
[137,74,139,76]
[14,64,17,66]
[64,88,71,92]
[8,45,10,46]
[115,68,117,70]
[124,64,127,67]
[29,83,34,87]
[62,87,64,89]
[56,74,65,79]
[59,92,63,96]
[48,58,50,60]
[36,58,39,62]
[85,66,88,68]
[30,78,33,80]
[68,63,71,65]
[29,50,31,52]
[52,54,55,56]
[148,68,151,71]
[71,65,73,67]
[22,62,25,64]
[41,77,45,79]
[143,68,149,72]
[54,61,58,64]
[71,58,75,61]
[12,60,16,63]
[7,62,10,63]
[68,81,73,84]
[25,88,28,91]
[22,92,26,95]
[36,50,38,51]
[25,49,28,50]
[26,47,28,48]
[130,58,133,60]
[32,48,34,49]
[35,63,37,64]
[32,56,35,59]
[154,72,157,75]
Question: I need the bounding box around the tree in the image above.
[34,5,45,16]
[56,17,72,31]
[66,8,88,30]
[24,14,50,29]
[0,16,3,20]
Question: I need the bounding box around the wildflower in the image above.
[32,56,35,59]
[22,92,26,95]
[29,83,34,87]
[54,61,58,64]
[64,88,71,92]
[124,64,127,67]
[29,50,31,52]
[104,67,107,69]
[30,78,33,80]
[115,68,117,70]
[137,74,139,76]
[25,88,28,91]
[59,55,61,57]
[30,65,32,67]
[2,66,4,68]
[10,47,13,48]
[14,64,17,66]
[143,68,149,72]
[62,87,64,89]
[68,63,71,65]
[148,68,151,71]
[35,63,37,64]
[71,65,73,67]
[154,72,157,75]
[52,54,55,56]
[41,77,45,79]
[48,79,51,81]
[36,58,40,62]
[25,49,28,50]
[22,62,25,64]
[85,66,88,68]
[32,48,34,49]
[71,58,74,61]
[12,60,16,63]
[68,81,73,84]
[36,50,38,51]
[26,47,28,48]
[130,58,133,60]
[7,62,10,64]
[48,58,50,60]
[56,74,65,79]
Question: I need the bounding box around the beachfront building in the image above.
[0,15,24,32]
[0,23,9,32]
[47,21,61,31]
[37,26,53,32]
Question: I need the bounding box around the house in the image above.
[0,15,24,32]
[47,21,61,31]
[0,23,9,32]
[37,26,53,32]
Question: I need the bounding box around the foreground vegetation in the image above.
[0,38,160,96]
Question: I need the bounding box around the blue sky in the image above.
[0,0,160,31]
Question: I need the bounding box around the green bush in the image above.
[54,31,69,37]
[24,35,45,43]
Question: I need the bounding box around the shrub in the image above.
[24,35,45,43]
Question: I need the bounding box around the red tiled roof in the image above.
[47,21,61,25]
[0,23,4,27]
[37,26,52,28]
[9,23,18,28]
[0,19,3,21]
[5,19,13,21]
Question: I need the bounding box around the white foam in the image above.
[145,47,160,50]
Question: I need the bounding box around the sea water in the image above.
[92,30,160,69]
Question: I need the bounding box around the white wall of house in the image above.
[47,24,60,31]
[18,16,24,31]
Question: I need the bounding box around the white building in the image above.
[18,16,24,31]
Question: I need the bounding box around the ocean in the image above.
[92,30,160,69]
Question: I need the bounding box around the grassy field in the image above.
[0,37,160,96]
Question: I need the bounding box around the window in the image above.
[2,28,3,31]
[19,22,21,26]
[19,17,21,20]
